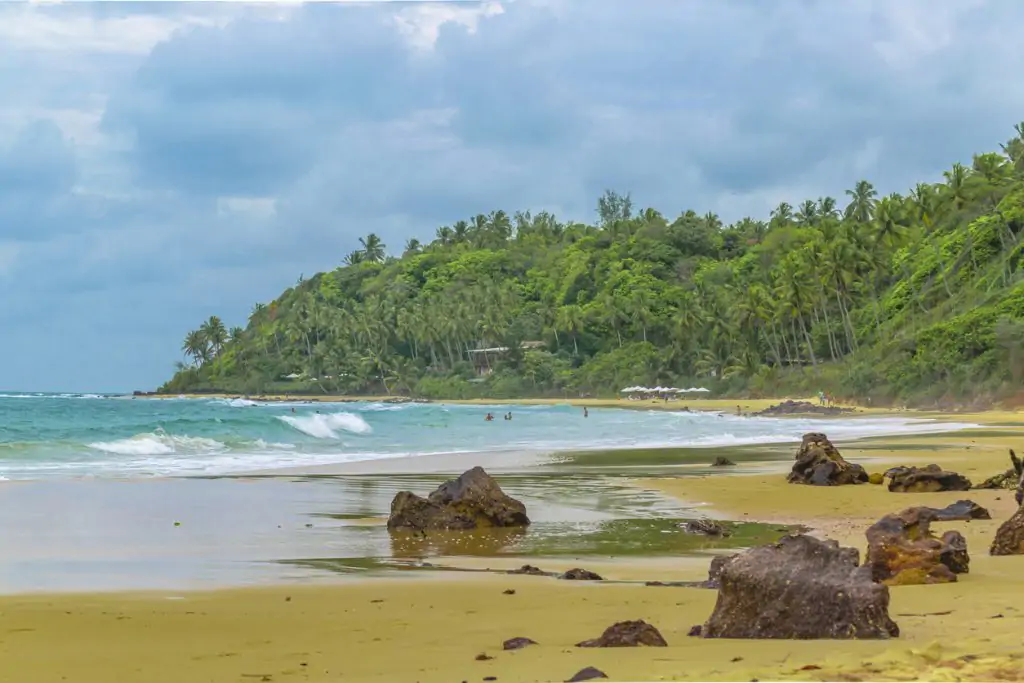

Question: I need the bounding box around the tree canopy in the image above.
[162,124,1024,406]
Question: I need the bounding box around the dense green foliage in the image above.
[162,125,1024,406]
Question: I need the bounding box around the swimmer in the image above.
[485,413,494,422]
[583,407,589,418]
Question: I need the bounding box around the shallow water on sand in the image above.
[0,458,794,593]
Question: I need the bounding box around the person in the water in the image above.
[485,413,494,422]
[583,407,588,418]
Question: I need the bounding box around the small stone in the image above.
[475,653,493,661]
[502,589,515,595]
[502,637,537,650]
[687,625,703,637]
[566,667,608,682]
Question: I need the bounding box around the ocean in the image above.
[0,393,976,480]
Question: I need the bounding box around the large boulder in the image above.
[386,466,530,532]
[884,464,972,493]
[701,534,899,639]
[787,433,868,486]
[864,507,970,585]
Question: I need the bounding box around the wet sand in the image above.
[4,412,1024,681]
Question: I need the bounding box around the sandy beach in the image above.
[4,409,1024,681]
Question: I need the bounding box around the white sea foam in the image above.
[88,432,227,456]
[277,412,372,438]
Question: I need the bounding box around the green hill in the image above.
[160,124,1024,407]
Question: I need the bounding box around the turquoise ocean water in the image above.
[0,393,976,480]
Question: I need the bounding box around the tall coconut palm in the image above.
[200,316,228,356]
[844,180,877,223]
[359,233,386,263]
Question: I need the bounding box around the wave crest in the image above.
[277,412,371,438]
[88,431,227,456]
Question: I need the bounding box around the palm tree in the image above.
[182,329,209,367]
[556,305,585,356]
[770,202,793,227]
[844,180,877,223]
[817,196,839,219]
[795,200,818,227]
[404,238,421,255]
[359,234,386,263]
[943,162,970,211]
[200,316,228,356]
[343,250,365,266]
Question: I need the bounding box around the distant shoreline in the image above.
[137,392,892,416]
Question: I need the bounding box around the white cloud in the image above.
[393,0,504,50]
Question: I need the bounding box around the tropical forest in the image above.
[161,124,1024,407]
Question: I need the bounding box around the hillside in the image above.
[160,125,1024,406]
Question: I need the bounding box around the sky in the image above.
[2,0,1024,392]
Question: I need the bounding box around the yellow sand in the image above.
[6,418,1024,681]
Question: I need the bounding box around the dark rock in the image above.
[704,554,734,589]
[940,531,970,574]
[701,534,899,639]
[387,466,531,532]
[576,620,668,648]
[864,507,968,585]
[753,400,854,417]
[711,456,736,467]
[990,450,1024,555]
[502,589,516,595]
[884,464,972,493]
[508,564,549,576]
[687,624,703,637]
[559,568,603,581]
[502,637,537,650]
[566,667,608,682]
[991,507,1024,555]
[932,499,991,521]
[787,433,868,486]
[681,519,731,537]
[475,653,493,661]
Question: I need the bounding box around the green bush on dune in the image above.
[160,125,1024,407]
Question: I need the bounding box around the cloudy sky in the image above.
[2,0,1023,392]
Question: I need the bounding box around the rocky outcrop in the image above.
[787,433,868,486]
[576,620,668,648]
[864,507,970,585]
[884,464,972,493]
[701,534,899,639]
[754,400,855,417]
[711,456,736,467]
[386,466,530,532]
[681,519,731,537]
